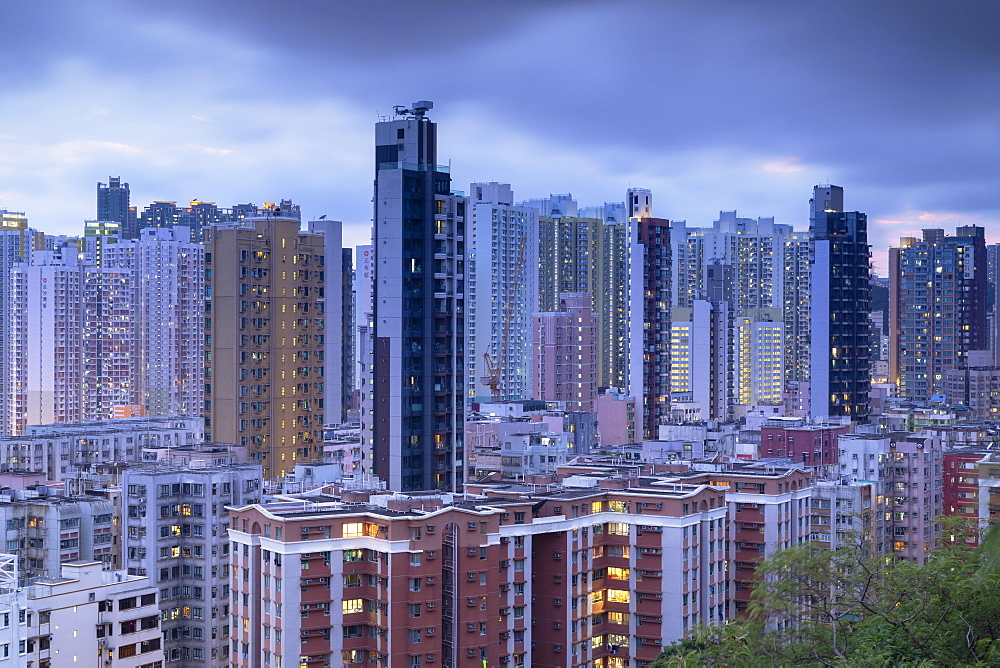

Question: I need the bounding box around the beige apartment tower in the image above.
[204,216,326,478]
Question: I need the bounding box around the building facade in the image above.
[532,293,598,413]
[467,182,538,403]
[809,185,872,420]
[121,464,263,666]
[889,226,988,400]
[371,102,466,492]
[204,216,327,478]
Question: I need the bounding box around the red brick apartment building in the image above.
[228,464,810,668]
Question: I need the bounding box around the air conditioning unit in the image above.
[501,584,510,591]
[467,623,477,631]
[501,632,510,639]
[426,628,436,636]
[554,645,563,653]
[467,573,477,581]
[553,552,563,559]
[500,560,510,567]
[467,598,476,607]
[427,551,436,559]
[468,522,477,531]
[426,526,436,533]
[426,602,436,609]
[467,649,476,657]
[468,548,478,556]
[426,577,436,584]
[554,621,562,629]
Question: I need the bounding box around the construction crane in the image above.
[481,236,528,401]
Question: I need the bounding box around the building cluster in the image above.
[0,100,998,665]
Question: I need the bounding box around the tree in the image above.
[655,519,1000,667]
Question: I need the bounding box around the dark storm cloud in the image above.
[1,0,998,273]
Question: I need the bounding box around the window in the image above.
[342,599,363,614]
[607,523,629,536]
[606,590,630,603]
[408,629,421,643]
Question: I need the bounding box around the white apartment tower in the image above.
[1,211,41,436]
[10,228,203,432]
[10,246,87,432]
[104,227,204,418]
[467,182,539,402]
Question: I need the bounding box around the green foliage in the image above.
[654,519,1000,667]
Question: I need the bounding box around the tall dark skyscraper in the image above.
[889,226,987,399]
[634,216,671,438]
[371,102,466,492]
[809,185,871,421]
[97,176,137,237]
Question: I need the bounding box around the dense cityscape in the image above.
[0,97,998,667]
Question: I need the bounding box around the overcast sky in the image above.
[2,0,998,273]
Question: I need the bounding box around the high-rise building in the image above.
[104,227,204,418]
[203,216,327,478]
[889,226,988,400]
[371,101,466,492]
[97,176,136,237]
[670,213,812,386]
[531,191,640,394]
[306,219,350,425]
[532,293,598,413]
[9,228,203,432]
[632,216,671,438]
[467,182,538,402]
[809,185,871,420]
[734,309,785,408]
[0,210,41,435]
[669,300,730,421]
[10,246,87,431]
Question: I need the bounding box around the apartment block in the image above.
[371,102,466,492]
[677,466,812,616]
[890,226,988,400]
[809,479,880,553]
[467,182,538,402]
[9,246,86,432]
[0,417,202,482]
[121,464,263,666]
[595,389,637,447]
[1,211,42,436]
[942,446,991,523]
[204,217,327,478]
[532,293,598,413]
[103,227,204,418]
[0,492,116,583]
[838,429,942,563]
[942,364,1000,419]
[733,309,784,408]
[21,561,164,668]
[632,216,671,438]
[809,185,872,420]
[759,417,851,472]
[229,477,730,668]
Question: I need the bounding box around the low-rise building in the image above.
[0,417,202,481]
